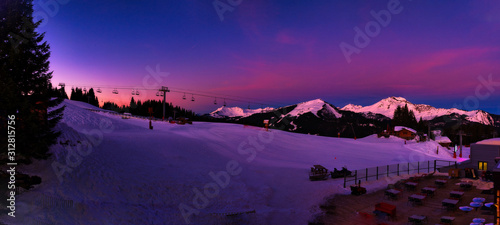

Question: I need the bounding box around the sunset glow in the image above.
[40,1,500,113]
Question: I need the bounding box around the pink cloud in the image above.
[206,54,335,95]
[406,47,497,74]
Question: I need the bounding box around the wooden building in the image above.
[435,136,452,148]
[394,126,417,140]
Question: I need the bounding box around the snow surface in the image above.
[476,138,500,146]
[341,97,494,125]
[1,99,466,225]
[435,136,452,143]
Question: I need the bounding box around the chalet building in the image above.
[394,126,417,140]
[470,138,500,171]
[435,136,452,148]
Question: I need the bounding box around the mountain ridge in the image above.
[209,96,497,126]
[341,96,494,125]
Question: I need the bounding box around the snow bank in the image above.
[435,136,451,143]
[476,138,500,146]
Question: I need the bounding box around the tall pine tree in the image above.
[87,88,99,107]
[0,0,64,163]
[392,104,417,129]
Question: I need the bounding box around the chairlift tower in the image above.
[58,83,66,97]
[458,130,465,158]
[158,86,170,120]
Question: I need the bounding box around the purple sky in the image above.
[38,0,500,114]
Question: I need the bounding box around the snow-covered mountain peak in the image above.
[341,97,494,125]
[346,97,414,118]
[376,96,410,107]
[341,104,362,111]
[386,96,408,102]
[286,99,341,118]
[392,96,408,101]
[209,97,495,126]
[286,99,325,117]
[301,98,326,104]
[209,106,274,118]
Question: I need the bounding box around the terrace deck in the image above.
[316,175,495,225]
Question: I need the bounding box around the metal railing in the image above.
[343,160,457,188]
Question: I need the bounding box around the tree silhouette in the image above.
[392,104,417,129]
[70,87,99,107]
[0,0,65,163]
[87,88,99,107]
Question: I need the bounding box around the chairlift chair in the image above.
[135,90,140,95]
[97,88,102,93]
[223,99,227,107]
[156,92,159,96]
[182,93,186,100]
[191,94,195,101]
[112,89,119,94]
[131,89,135,95]
[214,98,217,105]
